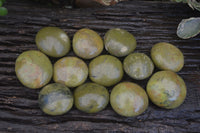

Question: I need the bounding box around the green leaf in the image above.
[187,0,200,11]
[177,17,200,39]
[0,7,8,16]
[0,1,2,7]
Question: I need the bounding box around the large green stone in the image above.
[147,71,187,109]
[15,50,53,89]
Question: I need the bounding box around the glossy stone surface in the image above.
[74,83,109,113]
[73,28,103,59]
[15,50,53,89]
[123,53,154,80]
[89,55,123,87]
[38,83,73,115]
[104,28,137,57]
[151,42,184,72]
[110,82,149,117]
[36,27,70,57]
[147,71,187,109]
[54,57,88,88]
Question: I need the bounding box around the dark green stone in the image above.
[36,27,71,57]
[104,28,137,57]
[74,83,109,113]
[89,55,123,87]
[38,83,74,115]
[123,53,154,80]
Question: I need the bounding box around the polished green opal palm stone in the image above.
[53,57,88,87]
[123,53,154,80]
[38,83,74,115]
[110,82,149,117]
[89,55,123,87]
[74,83,109,113]
[151,42,184,72]
[15,50,53,89]
[73,28,104,59]
[147,71,187,109]
[104,28,137,57]
[36,27,71,57]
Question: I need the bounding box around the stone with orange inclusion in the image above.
[53,57,88,88]
[110,82,149,117]
[73,28,104,59]
[15,50,53,89]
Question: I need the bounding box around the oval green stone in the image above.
[110,82,149,117]
[35,27,71,57]
[74,83,109,113]
[89,55,123,87]
[123,53,154,80]
[38,83,74,115]
[147,71,187,109]
[104,28,137,57]
[15,50,53,89]
[151,42,184,72]
[53,57,88,88]
[73,28,104,59]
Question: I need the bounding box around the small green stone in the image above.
[53,57,88,88]
[74,83,109,113]
[104,28,137,57]
[110,82,149,117]
[38,83,74,115]
[123,53,154,80]
[151,42,184,72]
[35,27,71,57]
[147,71,187,109]
[89,55,123,87]
[15,50,53,89]
[73,28,104,59]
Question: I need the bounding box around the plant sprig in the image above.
[0,0,8,16]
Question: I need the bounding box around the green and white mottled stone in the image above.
[110,82,149,117]
[89,55,123,87]
[73,28,103,59]
[38,83,74,115]
[36,27,71,57]
[15,50,53,89]
[53,57,88,88]
[123,53,154,80]
[104,28,137,57]
[151,42,184,72]
[74,83,109,113]
[147,71,187,109]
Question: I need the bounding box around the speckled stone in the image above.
[151,42,184,72]
[110,82,149,117]
[53,57,88,88]
[123,53,154,80]
[73,28,104,59]
[38,83,74,115]
[89,55,123,87]
[74,83,109,113]
[36,27,71,57]
[104,28,137,57]
[147,71,187,109]
[15,50,53,89]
